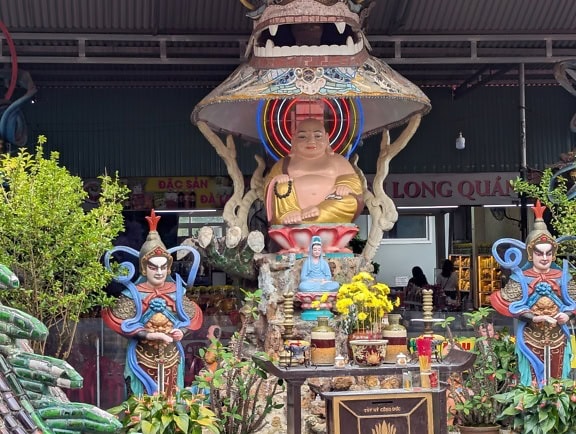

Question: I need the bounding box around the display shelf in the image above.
[476,255,501,307]
[449,254,471,300]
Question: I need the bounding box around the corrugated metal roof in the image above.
[355,85,576,174]
[22,87,265,178]
[1,0,575,88]
[0,0,251,34]
[376,0,576,34]
[2,0,575,36]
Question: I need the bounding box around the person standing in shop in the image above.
[436,259,459,306]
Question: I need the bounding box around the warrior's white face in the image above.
[145,256,169,287]
[532,242,554,273]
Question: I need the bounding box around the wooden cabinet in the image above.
[449,254,471,296]
[476,255,502,307]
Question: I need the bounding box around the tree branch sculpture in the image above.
[184,122,268,281]
[180,226,264,281]
[197,115,421,267]
[197,121,266,236]
[358,114,422,262]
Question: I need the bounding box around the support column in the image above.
[519,63,528,240]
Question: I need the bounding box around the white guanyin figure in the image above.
[298,236,339,293]
[296,236,339,321]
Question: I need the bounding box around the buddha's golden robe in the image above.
[265,156,363,225]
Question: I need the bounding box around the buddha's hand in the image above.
[170,328,184,341]
[274,174,291,184]
[146,331,174,343]
[334,184,353,197]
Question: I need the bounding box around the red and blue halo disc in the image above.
[257,97,364,161]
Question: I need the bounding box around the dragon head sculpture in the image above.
[241,0,374,67]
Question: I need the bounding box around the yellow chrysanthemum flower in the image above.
[335,271,396,333]
[352,271,374,282]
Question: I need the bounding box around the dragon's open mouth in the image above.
[251,21,364,57]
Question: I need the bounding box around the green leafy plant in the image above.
[494,378,576,434]
[464,307,518,374]
[108,389,220,434]
[447,307,518,428]
[193,289,285,434]
[0,136,129,358]
[512,168,576,258]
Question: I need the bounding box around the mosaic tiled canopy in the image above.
[192,60,430,142]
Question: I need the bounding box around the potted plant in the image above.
[494,378,576,434]
[447,307,518,433]
[108,388,220,434]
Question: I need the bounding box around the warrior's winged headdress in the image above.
[139,209,173,275]
[525,200,557,262]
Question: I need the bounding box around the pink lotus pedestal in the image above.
[269,223,358,254]
[294,291,337,321]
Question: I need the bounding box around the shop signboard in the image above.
[84,172,519,210]
[83,176,234,210]
[381,172,519,207]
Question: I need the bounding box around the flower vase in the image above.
[347,329,383,360]
[349,339,388,366]
[382,313,407,363]
[310,317,336,366]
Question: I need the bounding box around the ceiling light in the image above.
[455,132,466,150]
